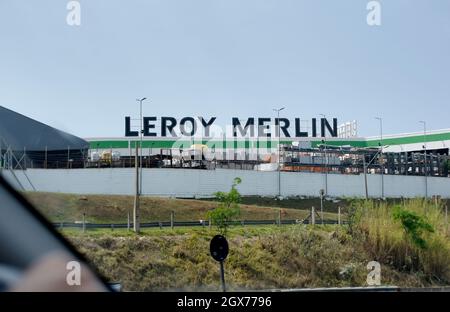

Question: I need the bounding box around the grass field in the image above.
[65,220,449,291]
[22,192,449,291]
[23,192,343,224]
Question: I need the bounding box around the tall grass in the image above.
[349,198,450,283]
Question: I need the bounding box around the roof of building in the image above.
[0,106,89,152]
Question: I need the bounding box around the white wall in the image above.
[2,168,450,198]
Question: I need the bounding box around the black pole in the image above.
[220,261,226,292]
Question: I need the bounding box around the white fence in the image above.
[2,168,450,198]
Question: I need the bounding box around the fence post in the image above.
[311,206,316,225]
[209,217,212,230]
[338,206,341,225]
[171,211,174,230]
[82,212,86,233]
[127,211,130,231]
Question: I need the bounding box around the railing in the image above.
[53,219,348,230]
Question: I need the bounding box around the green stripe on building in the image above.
[365,132,450,147]
[88,131,450,150]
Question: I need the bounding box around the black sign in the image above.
[210,235,229,262]
[125,116,339,138]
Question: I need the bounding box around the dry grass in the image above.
[26,192,449,291]
[349,198,450,284]
[66,224,448,291]
[23,192,341,223]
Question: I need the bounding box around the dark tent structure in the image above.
[0,106,89,169]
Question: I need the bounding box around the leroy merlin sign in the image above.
[125,116,338,138]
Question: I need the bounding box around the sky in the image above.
[0,0,449,138]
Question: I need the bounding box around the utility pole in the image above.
[419,121,428,199]
[320,189,325,224]
[273,107,285,198]
[375,117,384,198]
[320,114,328,196]
[363,148,384,199]
[137,97,147,195]
[363,155,369,199]
[133,143,140,233]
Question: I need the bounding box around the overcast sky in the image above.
[0,1,449,138]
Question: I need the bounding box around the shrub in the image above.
[392,205,434,249]
[350,199,450,282]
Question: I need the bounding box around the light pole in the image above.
[136,97,147,195]
[375,117,384,198]
[419,121,428,199]
[320,114,328,196]
[273,107,285,198]
[363,147,386,199]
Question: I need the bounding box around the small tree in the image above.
[392,205,434,249]
[345,199,363,235]
[207,177,242,235]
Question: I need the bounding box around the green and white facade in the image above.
[85,128,450,159]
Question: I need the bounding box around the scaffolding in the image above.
[279,144,450,177]
[4,138,448,178]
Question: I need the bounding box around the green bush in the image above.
[351,199,450,282]
[392,205,434,249]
